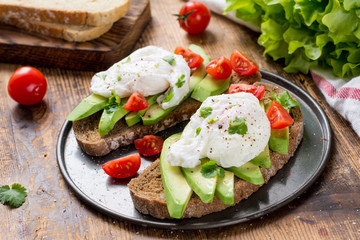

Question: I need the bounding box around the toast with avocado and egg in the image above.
[127,79,303,219]
[68,45,262,156]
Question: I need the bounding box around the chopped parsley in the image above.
[162,88,174,103]
[111,89,116,95]
[200,107,212,118]
[0,183,27,208]
[195,127,201,136]
[207,117,219,124]
[155,63,160,68]
[201,161,225,178]
[105,95,121,114]
[137,73,140,77]
[270,91,300,110]
[122,57,131,64]
[117,75,122,81]
[228,117,248,135]
[175,74,185,88]
[162,55,176,65]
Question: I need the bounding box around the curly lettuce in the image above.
[225,0,360,78]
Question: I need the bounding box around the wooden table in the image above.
[1,1,360,239]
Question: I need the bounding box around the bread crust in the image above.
[0,16,113,41]
[127,78,304,219]
[0,0,130,26]
[72,71,262,156]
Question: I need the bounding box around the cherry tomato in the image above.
[102,153,141,178]
[8,66,47,105]
[175,1,211,34]
[266,100,294,129]
[134,135,164,156]
[174,46,204,68]
[229,84,265,100]
[230,50,259,76]
[206,56,232,79]
[123,93,149,111]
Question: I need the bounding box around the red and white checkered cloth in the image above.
[199,0,360,137]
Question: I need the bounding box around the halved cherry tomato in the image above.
[229,84,265,100]
[8,66,47,105]
[102,153,141,178]
[174,46,204,68]
[266,100,294,129]
[134,135,164,156]
[175,1,211,34]
[123,93,149,111]
[205,56,232,79]
[230,50,259,76]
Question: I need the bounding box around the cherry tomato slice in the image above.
[266,100,294,129]
[174,46,204,69]
[176,1,211,34]
[8,66,47,105]
[102,153,141,178]
[205,56,232,80]
[134,135,164,156]
[230,50,259,76]
[123,93,149,111]
[229,84,265,100]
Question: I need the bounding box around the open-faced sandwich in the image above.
[67,45,303,219]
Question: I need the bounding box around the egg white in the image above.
[167,92,271,168]
[90,46,190,109]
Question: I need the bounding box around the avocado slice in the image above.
[215,170,234,205]
[181,159,217,203]
[66,94,108,121]
[188,44,211,90]
[250,145,271,168]
[160,133,192,219]
[191,74,231,102]
[98,103,129,136]
[227,162,264,185]
[125,94,161,127]
[269,127,289,154]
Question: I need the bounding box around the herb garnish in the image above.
[207,117,219,124]
[0,183,27,208]
[228,117,248,135]
[200,107,212,118]
[162,56,176,65]
[270,91,300,110]
[195,127,201,136]
[201,161,225,178]
[162,88,174,103]
[175,74,186,88]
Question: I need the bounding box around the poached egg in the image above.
[166,92,271,168]
[90,46,190,109]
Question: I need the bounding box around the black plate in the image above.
[56,70,332,229]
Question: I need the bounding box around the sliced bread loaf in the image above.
[0,16,112,41]
[72,71,263,156]
[127,81,304,219]
[0,0,130,26]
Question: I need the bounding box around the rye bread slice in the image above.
[127,80,303,219]
[72,71,262,156]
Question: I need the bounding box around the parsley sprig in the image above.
[270,91,300,110]
[228,117,248,135]
[200,107,212,118]
[0,184,27,208]
[201,161,225,178]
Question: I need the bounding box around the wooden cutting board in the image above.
[0,0,150,71]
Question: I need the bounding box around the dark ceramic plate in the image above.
[56,70,332,229]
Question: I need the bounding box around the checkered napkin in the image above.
[199,0,360,137]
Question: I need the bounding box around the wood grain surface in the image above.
[1,0,360,239]
[0,0,150,71]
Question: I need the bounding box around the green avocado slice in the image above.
[66,94,108,121]
[227,162,264,185]
[160,133,192,219]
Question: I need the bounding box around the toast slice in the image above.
[127,79,304,219]
[0,16,112,42]
[72,71,262,156]
[0,0,130,26]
